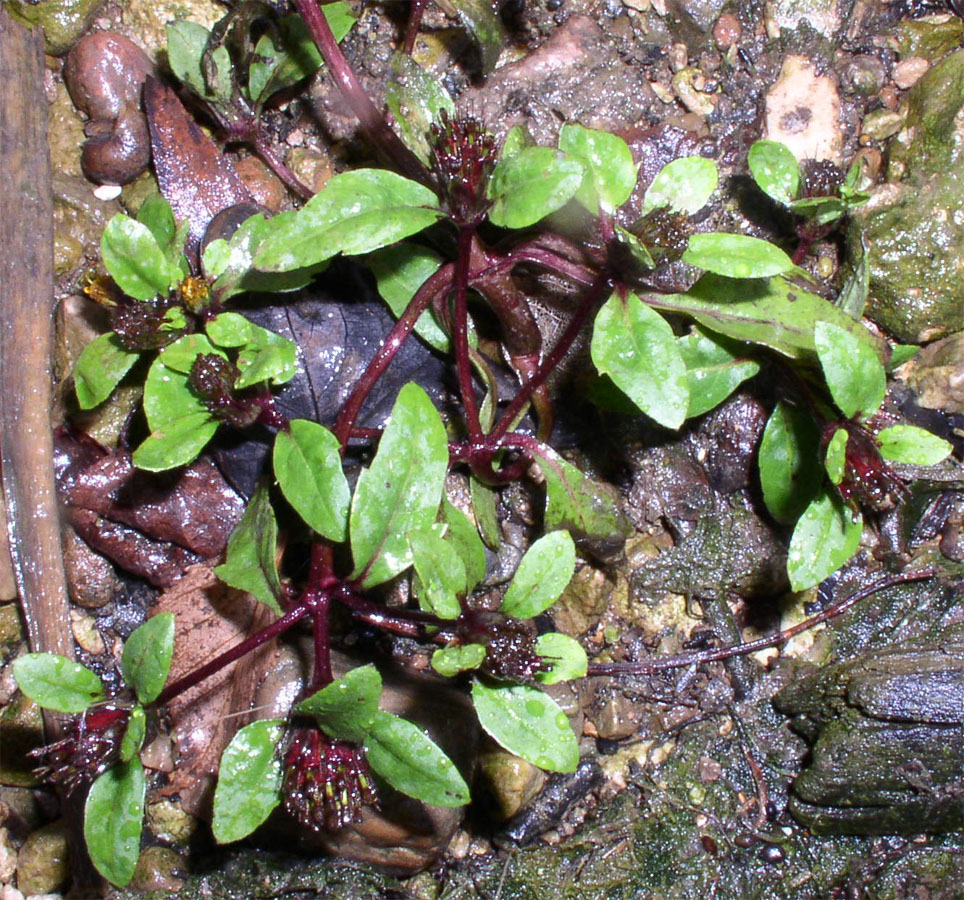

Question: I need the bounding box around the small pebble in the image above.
[893,57,930,90]
[93,184,123,201]
[713,13,741,50]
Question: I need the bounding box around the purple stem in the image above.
[334,262,454,446]
[588,569,934,676]
[489,270,611,443]
[251,135,313,200]
[155,603,309,706]
[454,227,483,439]
[402,0,428,56]
[293,0,430,186]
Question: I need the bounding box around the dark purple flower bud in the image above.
[458,610,550,684]
[428,110,497,226]
[30,704,130,794]
[824,422,910,513]
[801,159,844,200]
[282,725,378,833]
[189,354,262,428]
[111,299,184,350]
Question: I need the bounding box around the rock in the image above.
[892,57,930,90]
[61,527,122,609]
[766,0,840,38]
[0,696,43,787]
[235,157,286,213]
[145,799,198,847]
[69,608,105,655]
[129,846,186,892]
[891,14,964,64]
[52,173,122,282]
[4,0,106,55]
[0,605,22,647]
[764,55,842,165]
[15,821,69,896]
[0,827,16,884]
[897,331,964,415]
[479,751,546,820]
[854,50,964,342]
[462,15,660,145]
[63,32,154,185]
[775,628,964,834]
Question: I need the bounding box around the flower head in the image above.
[459,610,550,683]
[282,724,378,832]
[825,422,910,513]
[30,704,130,794]
[428,110,497,226]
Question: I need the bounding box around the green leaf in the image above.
[205,213,325,302]
[500,531,576,619]
[212,719,284,844]
[255,170,443,272]
[119,705,146,763]
[385,53,455,165]
[470,476,502,550]
[12,654,105,713]
[677,326,760,419]
[214,482,283,613]
[365,710,470,807]
[558,123,637,213]
[787,489,863,592]
[487,147,585,229]
[84,759,145,887]
[134,337,221,471]
[758,401,822,523]
[788,195,847,226]
[367,244,450,352]
[747,140,800,205]
[441,500,487,591]
[74,333,140,410]
[136,194,177,250]
[166,21,212,98]
[814,320,886,419]
[534,633,588,685]
[649,274,886,361]
[640,156,718,216]
[876,425,953,466]
[350,384,449,587]
[273,420,349,541]
[295,667,381,743]
[209,315,298,389]
[836,238,868,319]
[440,0,504,73]
[683,233,795,279]
[501,124,534,159]
[132,412,219,472]
[121,613,175,705]
[615,225,655,269]
[824,427,849,485]
[590,291,689,429]
[248,8,354,105]
[431,644,487,677]
[471,680,579,773]
[409,526,465,619]
[101,214,175,300]
[533,445,631,547]
[888,344,920,370]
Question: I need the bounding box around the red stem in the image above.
[587,568,935,676]
[333,262,454,446]
[489,270,611,443]
[454,227,482,439]
[155,603,308,706]
[292,0,430,186]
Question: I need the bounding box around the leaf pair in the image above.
[212,665,471,844]
[132,317,297,471]
[13,616,176,886]
[167,4,355,111]
[748,139,869,225]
